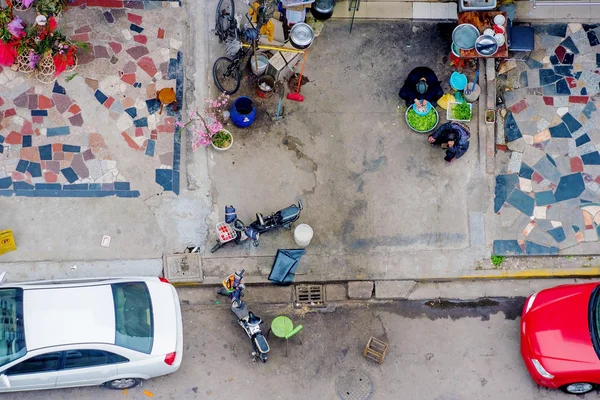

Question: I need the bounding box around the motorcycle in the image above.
[210,200,303,253]
[219,270,270,363]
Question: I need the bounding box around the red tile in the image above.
[5,131,22,145]
[104,97,115,109]
[0,97,4,107]
[108,41,122,54]
[32,116,43,124]
[44,171,58,183]
[21,120,33,135]
[54,152,64,160]
[86,0,123,6]
[121,73,136,85]
[542,96,554,106]
[127,12,142,25]
[510,99,527,114]
[4,108,16,117]
[38,95,53,109]
[569,96,589,104]
[134,35,147,44]
[75,25,92,34]
[121,131,140,150]
[137,56,157,78]
[595,176,600,184]
[34,128,40,136]
[70,33,89,42]
[52,143,62,152]
[157,28,165,39]
[566,77,577,88]
[555,45,566,63]
[571,157,584,172]
[68,104,81,114]
[11,172,24,181]
[532,171,544,184]
[135,127,144,137]
[496,144,508,152]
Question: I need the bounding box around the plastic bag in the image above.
[437,93,455,110]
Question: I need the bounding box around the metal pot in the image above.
[311,0,335,20]
[289,23,315,49]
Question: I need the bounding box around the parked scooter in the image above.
[219,270,270,363]
[210,200,303,253]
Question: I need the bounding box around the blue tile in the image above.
[172,170,180,195]
[504,112,522,142]
[549,122,571,138]
[547,227,566,243]
[582,87,588,95]
[562,112,582,132]
[597,54,600,68]
[145,139,155,157]
[563,53,574,64]
[115,190,141,198]
[52,81,66,94]
[542,84,558,96]
[581,199,592,204]
[573,225,581,233]
[495,174,519,212]
[588,30,600,46]
[554,65,573,76]
[114,182,131,190]
[146,99,161,115]
[46,127,70,137]
[61,167,79,183]
[525,241,559,255]
[90,183,101,190]
[94,90,108,104]
[554,173,585,201]
[556,78,571,95]
[583,101,597,119]
[0,135,4,143]
[576,134,591,146]
[39,144,52,160]
[133,117,148,127]
[0,177,12,189]
[582,152,600,165]
[540,23,568,37]
[31,110,48,117]
[26,162,41,178]
[130,23,144,33]
[13,181,33,190]
[493,240,523,255]
[560,36,579,54]
[22,135,32,148]
[125,107,137,118]
[63,184,89,190]
[35,183,61,190]
[506,189,535,216]
[546,154,556,167]
[525,57,543,69]
[534,156,561,183]
[575,71,582,80]
[539,69,560,85]
[16,160,29,173]
[0,144,3,154]
[101,183,115,191]
[173,134,181,171]
[535,190,556,206]
[520,163,534,179]
[549,55,559,65]
[156,169,173,191]
[62,145,81,153]
[103,10,114,23]
[584,24,600,31]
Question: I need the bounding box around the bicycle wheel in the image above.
[213,57,241,95]
[215,0,235,43]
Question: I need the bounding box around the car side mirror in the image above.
[1,374,10,388]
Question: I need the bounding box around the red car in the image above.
[521,282,600,395]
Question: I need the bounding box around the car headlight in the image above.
[532,359,554,379]
[525,292,538,313]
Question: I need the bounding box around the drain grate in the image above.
[335,369,373,400]
[294,284,325,307]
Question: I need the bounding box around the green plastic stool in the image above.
[268,316,303,357]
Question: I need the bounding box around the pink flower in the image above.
[175,121,185,127]
[7,17,24,38]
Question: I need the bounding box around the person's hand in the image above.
[428,136,435,143]
[448,140,455,148]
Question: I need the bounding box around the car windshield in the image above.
[111,283,153,354]
[0,288,26,368]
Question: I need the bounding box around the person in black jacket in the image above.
[398,66,444,107]
[428,122,471,162]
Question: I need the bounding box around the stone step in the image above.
[332,1,458,19]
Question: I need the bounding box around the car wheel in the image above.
[561,382,596,394]
[104,378,141,390]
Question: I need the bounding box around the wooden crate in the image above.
[363,337,388,364]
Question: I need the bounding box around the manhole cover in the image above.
[163,254,202,283]
[335,369,373,400]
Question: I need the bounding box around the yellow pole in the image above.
[242,43,305,54]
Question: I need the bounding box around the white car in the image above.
[0,276,183,392]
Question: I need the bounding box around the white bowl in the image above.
[484,28,494,36]
[494,14,506,26]
[495,33,505,46]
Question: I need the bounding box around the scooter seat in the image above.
[280,205,299,222]
[254,334,270,353]
[248,311,262,325]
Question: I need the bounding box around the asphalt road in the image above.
[3,296,598,400]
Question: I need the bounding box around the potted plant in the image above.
[0,9,25,67]
[211,129,233,151]
[36,0,66,17]
[485,109,496,125]
[175,93,232,152]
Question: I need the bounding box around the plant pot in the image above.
[16,49,35,74]
[211,129,233,151]
[13,0,33,11]
[485,109,496,124]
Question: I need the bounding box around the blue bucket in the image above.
[230,96,256,128]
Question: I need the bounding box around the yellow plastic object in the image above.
[0,230,16,255]
[249,3,275,42]
[437,93,456,110]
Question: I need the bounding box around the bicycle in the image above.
[213,0,278,95]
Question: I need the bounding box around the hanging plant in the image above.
[0,9,25,67]
[12,0,35,11]
[36,0,67,17]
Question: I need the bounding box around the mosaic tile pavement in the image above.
[0,4,183,197]
[495,23,600,255]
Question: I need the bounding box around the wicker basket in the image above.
[34,54,56,83]
[16,50,35,74]
[65,54,77,72]
[12,0,33,11]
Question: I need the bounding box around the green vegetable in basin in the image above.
[452,103,472,121]
[407,108,438,132]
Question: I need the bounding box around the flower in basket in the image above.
[175,93,230,151]
[0,9,26,66]
[36,0,67,17]
[51,36,77,76]
[7,16,24,38]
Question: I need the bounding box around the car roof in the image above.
[23,285,116,350]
